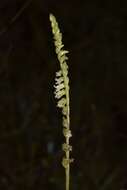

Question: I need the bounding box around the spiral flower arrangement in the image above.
[49,14,73,190]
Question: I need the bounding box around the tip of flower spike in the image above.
[49,14,56,23]
[49,13,53,20]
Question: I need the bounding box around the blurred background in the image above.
[0,0,127,189]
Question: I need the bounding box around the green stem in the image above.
[66,137,70,190]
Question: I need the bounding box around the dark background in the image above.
[0,0,127,189]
